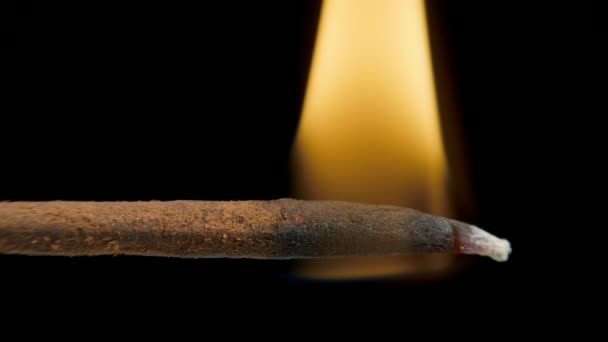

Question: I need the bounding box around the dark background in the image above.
[2,0,597,328]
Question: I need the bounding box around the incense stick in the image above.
[0,199,510,261]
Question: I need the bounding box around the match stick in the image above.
[0,199,511,261]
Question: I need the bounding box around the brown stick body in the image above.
[0,199,510,260]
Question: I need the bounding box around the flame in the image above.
[292,0,451,279]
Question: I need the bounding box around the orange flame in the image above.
[292,0,452,279]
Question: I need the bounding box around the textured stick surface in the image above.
[0,199,510,261]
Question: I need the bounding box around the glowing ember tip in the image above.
[450,221,511,262]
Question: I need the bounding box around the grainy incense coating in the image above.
[0,199,510,261]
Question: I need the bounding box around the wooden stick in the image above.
[0,199,510,261]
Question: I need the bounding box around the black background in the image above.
[2,0,598,330]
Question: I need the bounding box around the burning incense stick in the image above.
[0,199,510,261]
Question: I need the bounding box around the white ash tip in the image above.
[467,225,511,262]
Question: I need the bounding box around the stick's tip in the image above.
[465,225,511,262]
